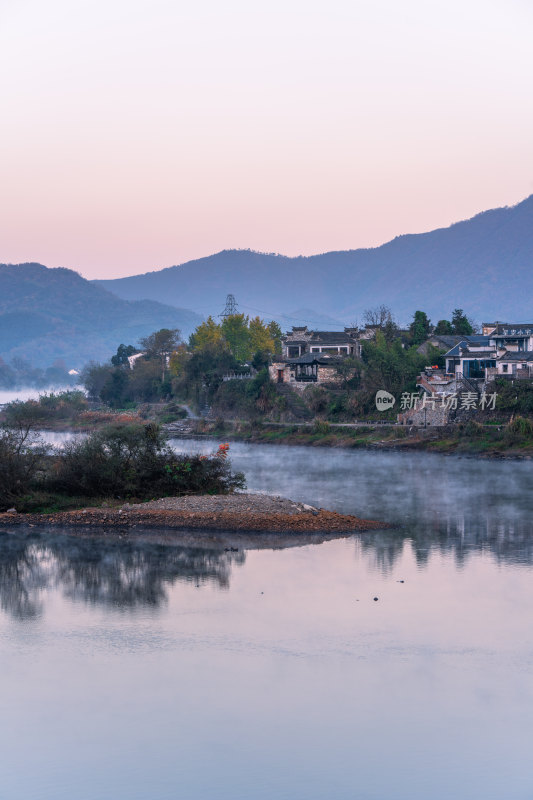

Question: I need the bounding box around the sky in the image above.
[0,0,532,279]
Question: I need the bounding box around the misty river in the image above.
[1,439,533,799]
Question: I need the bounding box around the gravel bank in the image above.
[0,493,388,534]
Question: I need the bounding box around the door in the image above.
[277,369,284,383]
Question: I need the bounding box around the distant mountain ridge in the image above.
[93,195,533,326]
[0,263,202,367]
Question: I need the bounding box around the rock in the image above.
[6,508,17,514]
[373,597,379,601]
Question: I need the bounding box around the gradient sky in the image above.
[1,0,532,279]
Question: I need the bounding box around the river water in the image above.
[1,439,533,799]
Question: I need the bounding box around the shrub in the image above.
[0,425,46,510]
[504,416,533,445]
[46,422,245,499]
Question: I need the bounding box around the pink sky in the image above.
[0,0,532,279]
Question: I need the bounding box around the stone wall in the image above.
[397,404,452,426]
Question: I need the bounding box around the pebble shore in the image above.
[0,493,387,534]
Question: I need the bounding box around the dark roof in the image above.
[497,351,533,362]
[492,324,533,337]
[443,337,493,357]
[431,334,490,346]
[284,330,356,344]
[285,352,343,365]
[309,331,355,343]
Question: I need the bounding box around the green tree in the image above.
[220,314,252,362]
[189,316,225,351]
[249,316,275,356]
[267,320,283,355]
[409,310,431,345]
[451,309,474,336]
[139,328,182,379]
[434,319,453,335]
[111,343,139,366]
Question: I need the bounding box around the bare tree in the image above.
[363,305,394,328]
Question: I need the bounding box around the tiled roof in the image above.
[285,352,343,365]
[497,351,533,362]
[493,324,533,336]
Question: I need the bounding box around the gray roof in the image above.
[284,330,356,344]
[493,324,533,337]
[443,337,493,358]
[285,352,343,365]
[497,351,533,362]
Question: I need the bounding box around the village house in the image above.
[401,322,533,426]
[269,326,365,390]
[443,324,533,382]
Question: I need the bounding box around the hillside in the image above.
[94,195,533,326]
[0,264,202,368]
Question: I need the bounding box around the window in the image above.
[502,364,508,373]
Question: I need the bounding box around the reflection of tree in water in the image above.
[359,515,533,575]
[0,533,245,619]
[0,536,50,619]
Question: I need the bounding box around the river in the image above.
[1,439,533,799]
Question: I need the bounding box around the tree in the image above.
[82,362,113,400]
[139,328,182,379]
[249,316,275,356]
[451,309,474,336]
[267,320,283,355]
[363,305,394,328]
[434,319,453,335]
[189,316,225,351]
[220,314,252,362]
[0,422,46,510]
[111,344,139,366]
[409,311,431,345]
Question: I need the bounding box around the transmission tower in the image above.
[220,294,238,318]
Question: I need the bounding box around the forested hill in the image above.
[0,263,202,368]
[93,195,533,325]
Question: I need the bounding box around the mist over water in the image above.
[2,440,533,799]
[0,386,81,405]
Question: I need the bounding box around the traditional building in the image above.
[281,326,362,359]
[269,326,365,391]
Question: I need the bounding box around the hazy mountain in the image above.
[0,263,202,368]
[94,195,533,327]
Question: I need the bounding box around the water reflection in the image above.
[359,516,533,574]
[0,532,245,619]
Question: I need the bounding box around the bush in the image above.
[0,425,46,510]
[46,423,245,499]
[504,416,533,445]
[3,392,89,427]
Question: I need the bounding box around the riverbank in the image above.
[0,493,388,534]
[166,419,533,459]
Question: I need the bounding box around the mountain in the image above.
[93,195,533,326]
[0,264,202,368]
